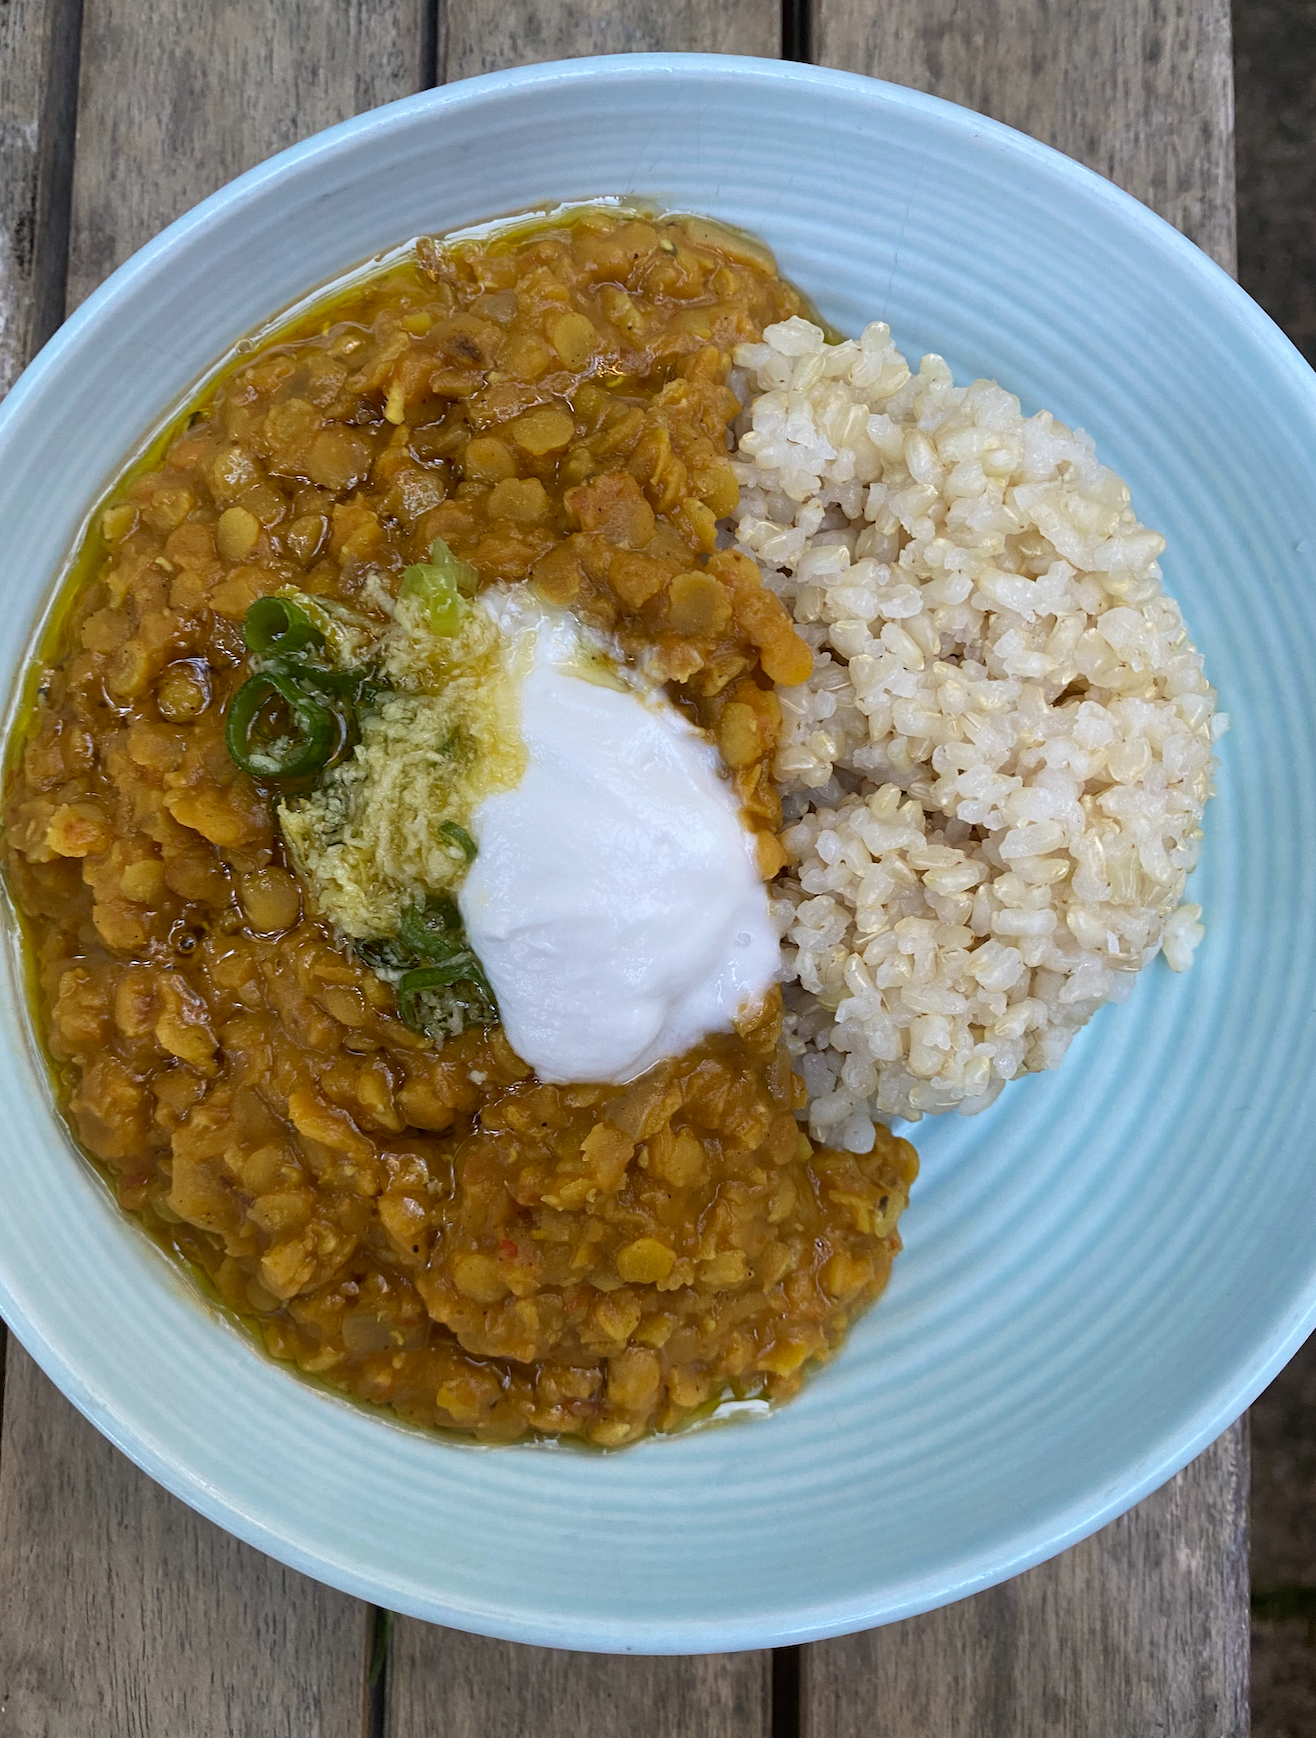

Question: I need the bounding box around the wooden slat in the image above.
[0,0,81,393]
[806,2,1246,1731]
[0,2,436,1732]
[814,0,1236,271]
[0,0,79,1670]
[65,0,435,311]
[0,1345,369,1738]
[0,0,72,1476]
[0,5,82,1648]
[388,1626,770,1738]
[803,1420,1249,1738]
[388,3,782,1724]
[441,0,779,83]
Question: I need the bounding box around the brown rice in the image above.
[732,317,1225,1141]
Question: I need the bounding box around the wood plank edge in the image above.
[772,1644,801,1738]
[30,0,84,349]
[421,0,441,90]
[0,0,85,1455]
[782,0,810,63]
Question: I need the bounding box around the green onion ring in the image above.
[398,955,486,992]
[264,657,379,706]
[437,821,477,863]
[396,956,497,1032]
[224,668,341,782]
[397,897,465,962]
[243,595,325,658]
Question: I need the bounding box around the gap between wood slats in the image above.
[781,0,810,64]
[773,1646,802,1738]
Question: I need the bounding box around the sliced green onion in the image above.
[400,955,484,992]
[399,537,479,636]
[397,896,465,962]
[396,956,497,1038]
[225,668,341,782]
[437,821,477,863]
[435,538,480,597]
[243,595,325,658]
[355,935,414,974]
[269,658,383,708]
[358,897,496,1041]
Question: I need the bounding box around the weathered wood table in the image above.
[0,2,1250,1733]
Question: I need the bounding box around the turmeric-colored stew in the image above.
[4,209,916,1445]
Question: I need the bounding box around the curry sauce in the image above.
[3,208,917,1445]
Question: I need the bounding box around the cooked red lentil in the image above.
[3,208,918,1445]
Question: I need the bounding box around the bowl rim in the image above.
[1,50,1311,1652]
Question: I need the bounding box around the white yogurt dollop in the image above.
[458,592,779,1085]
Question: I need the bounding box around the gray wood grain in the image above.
[66,0,433,310]
[441,0,778,82]
[0,0,70,1440]
[0,2,435,1732]
[0,0,76,1604]
[815,0,1236,271]
[0,1344,369,1738]
[804,1420,1249,1738]
[388,1624,771,1738]
[0,0,81,392]
[805,6,1245,1729]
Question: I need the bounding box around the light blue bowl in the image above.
[0,54,1310,1652]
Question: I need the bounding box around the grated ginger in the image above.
[278,589,524,939]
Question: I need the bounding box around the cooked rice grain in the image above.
[732,317,1224,1141]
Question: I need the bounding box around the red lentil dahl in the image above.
[3,208,917,1445]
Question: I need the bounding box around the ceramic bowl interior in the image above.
[0,54,1312,1652]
